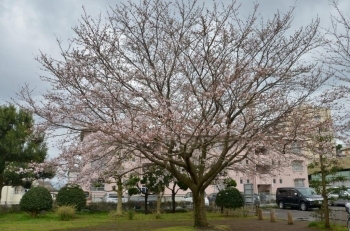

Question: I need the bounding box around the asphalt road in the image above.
[262,206,349,225]
[130,196,349,225]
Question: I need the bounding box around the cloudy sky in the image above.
[0,0,349,159]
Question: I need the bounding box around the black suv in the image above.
[276,187,323,211]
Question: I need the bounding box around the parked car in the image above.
[346,202,350,213]
[276,187,323,211]
[253,193,260,205]
[183,192,209,206]
[328,187,350,206]
[240,192,260,205]
[102,193,128,203]
[259,193,269,203]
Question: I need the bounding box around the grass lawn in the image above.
[1,210,349,231]
[0,212,109,231]
[0,211,227,231]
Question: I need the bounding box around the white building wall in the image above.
[1,186,26,205]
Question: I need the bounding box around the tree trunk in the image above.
[171,183,176,213]
[172,191,176,213]
[156,186,164,215]
[144,193,148,214]
[192,190,208,227]
[321,163,330,229]
[116,177,123,215]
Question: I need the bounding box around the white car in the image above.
[183,192,209,206]
[102,193,128,203]
[328,189,350,206]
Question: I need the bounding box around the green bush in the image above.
[56,205,76,221]
[10,204,21,213]
[215,188,244,210]
[308,221,319,227]
[108,210,123,219]
[127,210,135,220]
[0,204,21,214]
[86,201,116,213]
[19,186,53,217]
[56,184,86,211]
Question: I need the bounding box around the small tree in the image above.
[308,144,345,228]
[126,165,166,214]
[56,184,86,211]
[165,179,188,213]
[306,108,341,229]
[19,186,53,217]
[223,178,237,188]
[215,187,244,213]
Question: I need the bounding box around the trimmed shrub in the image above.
[56,205,76,221]
[215,187,244,210]
[86,201,116,213]
[10,204,21,213]
[19,186,53,217]
[0,204,20,214]
[56,184,86,211]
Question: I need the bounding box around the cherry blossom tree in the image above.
[17,0,333,227]
[58,131,141,215]
[325,0,350,143]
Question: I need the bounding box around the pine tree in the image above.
[0,105,48,201]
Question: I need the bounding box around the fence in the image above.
[257,193,276,205]
[312,208,349,226]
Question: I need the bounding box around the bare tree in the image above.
[17,0,332,227]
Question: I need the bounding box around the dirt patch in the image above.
[210,218,313,231]
[58,218,315,231]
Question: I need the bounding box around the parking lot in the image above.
[260,206,349,225]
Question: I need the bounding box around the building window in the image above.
[291,142,301,154]
[90,179,105,191]
[292,160,303,171]
[279,179,282,184]
[240,179,243,184]
[294,179,305,187]
[247,179,250,184]
[273,179,276,184]
[14,186,21,194]
[256,165,270,174]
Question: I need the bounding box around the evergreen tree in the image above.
[126,165,167,214]
[0,105,48,201]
